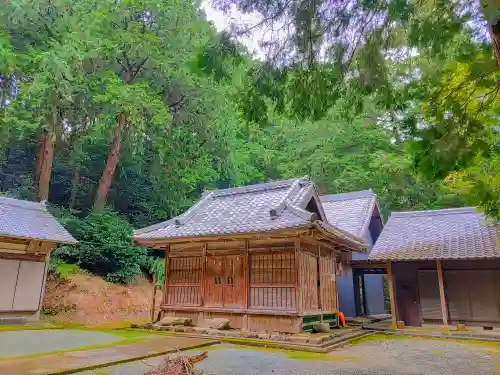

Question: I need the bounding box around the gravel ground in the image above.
[76,335,500,375]
[0,329,121,358]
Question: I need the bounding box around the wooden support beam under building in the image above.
[436,260,449,330]
[387,262,397,329]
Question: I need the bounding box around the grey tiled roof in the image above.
[320,190,377,238]
[133,178,364,248]
[368,207,499,261]
[0,197,77,244]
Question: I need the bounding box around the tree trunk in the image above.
[492,21,500,66]
[69,164,80,209]
[35,108,57,201]
[481,0,500,66]
[93,112,126,212]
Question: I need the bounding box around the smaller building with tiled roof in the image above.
[365,206,500,331]
[0,196,76,324]
[0,196,77,244]
[369,207,499,261]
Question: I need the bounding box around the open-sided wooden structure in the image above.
[0,197,76,322]
[368,207,500,330]
[134,178,365,333]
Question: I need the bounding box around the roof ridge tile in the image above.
[390,207,478,218]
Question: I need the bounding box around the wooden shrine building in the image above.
[133,177,366,333]
[0,197,77,323]
[368,207,500,330]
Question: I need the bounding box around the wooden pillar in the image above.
[387,262,397,329]
[295,237,302,314]
[150,274,157,323]
[200,243,207,307]
[353,271,362,316]
[245,239,250,310]
[317,244,322,311]
[436,260,449,330]
[163,245,170,305]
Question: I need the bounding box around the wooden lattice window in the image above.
[249,252,296,310]
[168,257,202,285]
[250,252,296,285]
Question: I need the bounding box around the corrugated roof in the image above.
[133,177,365,249]
[0,197,77,244]
[320,190,377,238]
[368,207,499,261]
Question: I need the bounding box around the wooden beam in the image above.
[436,260,449,330]
[387,262,397,329]
[134,227,312,246]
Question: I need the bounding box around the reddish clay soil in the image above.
[42,273,162,325]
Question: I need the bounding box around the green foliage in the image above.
[53,211,149,283]
[150,257,165,288]
[0,0,497,286]
[48,261,83,280]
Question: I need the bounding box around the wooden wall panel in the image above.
[169,257,202,284]
[166,256,202,307]
[249,287,296,309]
[250,252,295,284]
[319,251,337,312]
[247,315,300,333]
[249,251,296,310]
[417,270,441,320]
[166,286,201,305]
[300,250,319,312]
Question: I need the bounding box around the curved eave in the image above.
[314,221,367,251]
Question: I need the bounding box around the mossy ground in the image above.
[0,329,153,361]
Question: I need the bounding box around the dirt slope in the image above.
[42,272,161,325]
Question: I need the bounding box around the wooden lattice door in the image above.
[205,256,224,307]
[222,255,245,309]
[204,255,245,308]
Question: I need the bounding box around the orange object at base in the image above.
[338,312,346,327]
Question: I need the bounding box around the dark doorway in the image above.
[397,283,421,326]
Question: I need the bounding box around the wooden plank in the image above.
[436,260,449,328]
[387,262,397,329]
[0,241,29,251]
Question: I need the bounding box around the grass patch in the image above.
[0,329,153,361]
[98,329,154,340]
[50,262,84,280]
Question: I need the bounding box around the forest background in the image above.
[0,0,498,283]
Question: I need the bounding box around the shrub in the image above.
[53,211,149,284]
